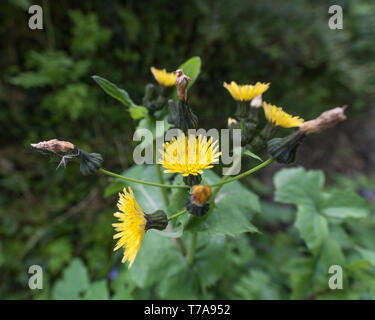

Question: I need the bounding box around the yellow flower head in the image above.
[150,67,177,87]
[263,102,304,128]
[158,134,221,177]
[223,81,270,102]
[112,187,146,269]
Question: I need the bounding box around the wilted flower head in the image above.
[175,69,191,101]
[187,185,212,217]
[150,67,177,87]
[158,134,221,177]
[223,81,270,102]
[263,102,304,128]
[113,187,168,269]
[31,138,103,175]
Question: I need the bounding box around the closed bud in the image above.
[183,174,202,187]
[145,210,168,231]
[267,131,305,164]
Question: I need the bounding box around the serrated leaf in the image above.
[129,231,182,288]
[321,190,370,219]
[195,235,227,289]
[274,167,324,206]
[321,238,346,270]
[52,258,89,300]
[295,204,329,249]
[83,280,109,300]
[355,246,375,267]
[186,170,259,236]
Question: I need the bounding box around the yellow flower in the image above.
[112,187,146,269]
[223,81,270,102]
[150,67,177,87]
[263,102,304,128]
[158,134,221,177]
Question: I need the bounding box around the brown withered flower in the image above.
[175,69,191,101]
[268,106,347,164]
[31,138,103,175]
[300,106,347,135]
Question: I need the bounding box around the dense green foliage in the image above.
[1,0,375,300]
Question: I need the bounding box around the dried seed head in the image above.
[191,184,211,207]
[30,139,75,153]
[175,69,191,101]
[300,106,347,135]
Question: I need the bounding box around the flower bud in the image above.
[167,99,177,125]
[77,149,103,176]
[145,210,168,231]
[186,185,211,217]
[267,131,305,164]
[251,94,263,108]
[175,99,198,132]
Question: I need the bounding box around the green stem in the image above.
[98,168,189,189]
[156,164,169,206]
[187,232,198,267]
[209,157,274,188]
[168,209,188,221]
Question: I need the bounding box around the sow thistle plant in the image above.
[31,57,347,272]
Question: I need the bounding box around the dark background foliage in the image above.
[1,0,374,299]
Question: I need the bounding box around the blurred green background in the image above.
[1,0,375,299]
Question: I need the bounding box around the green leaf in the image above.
[281,257,315,275]
[103,165,168,213]
[129,105,148,120]
[355,246,375,267]
[321,238,346,270]
[52,258,89,300]
[83,280,109,300]
[295,204,329,249]
[92,75,148,119]
[187,170,259,236]
[129,231,182,288]
[151,228,183,238]
[274,167,324,206]
[242,150,262,162]
[321,190,370,219]
[195,235,228,289]
[172,56,202,102]
[104,180,126,197]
